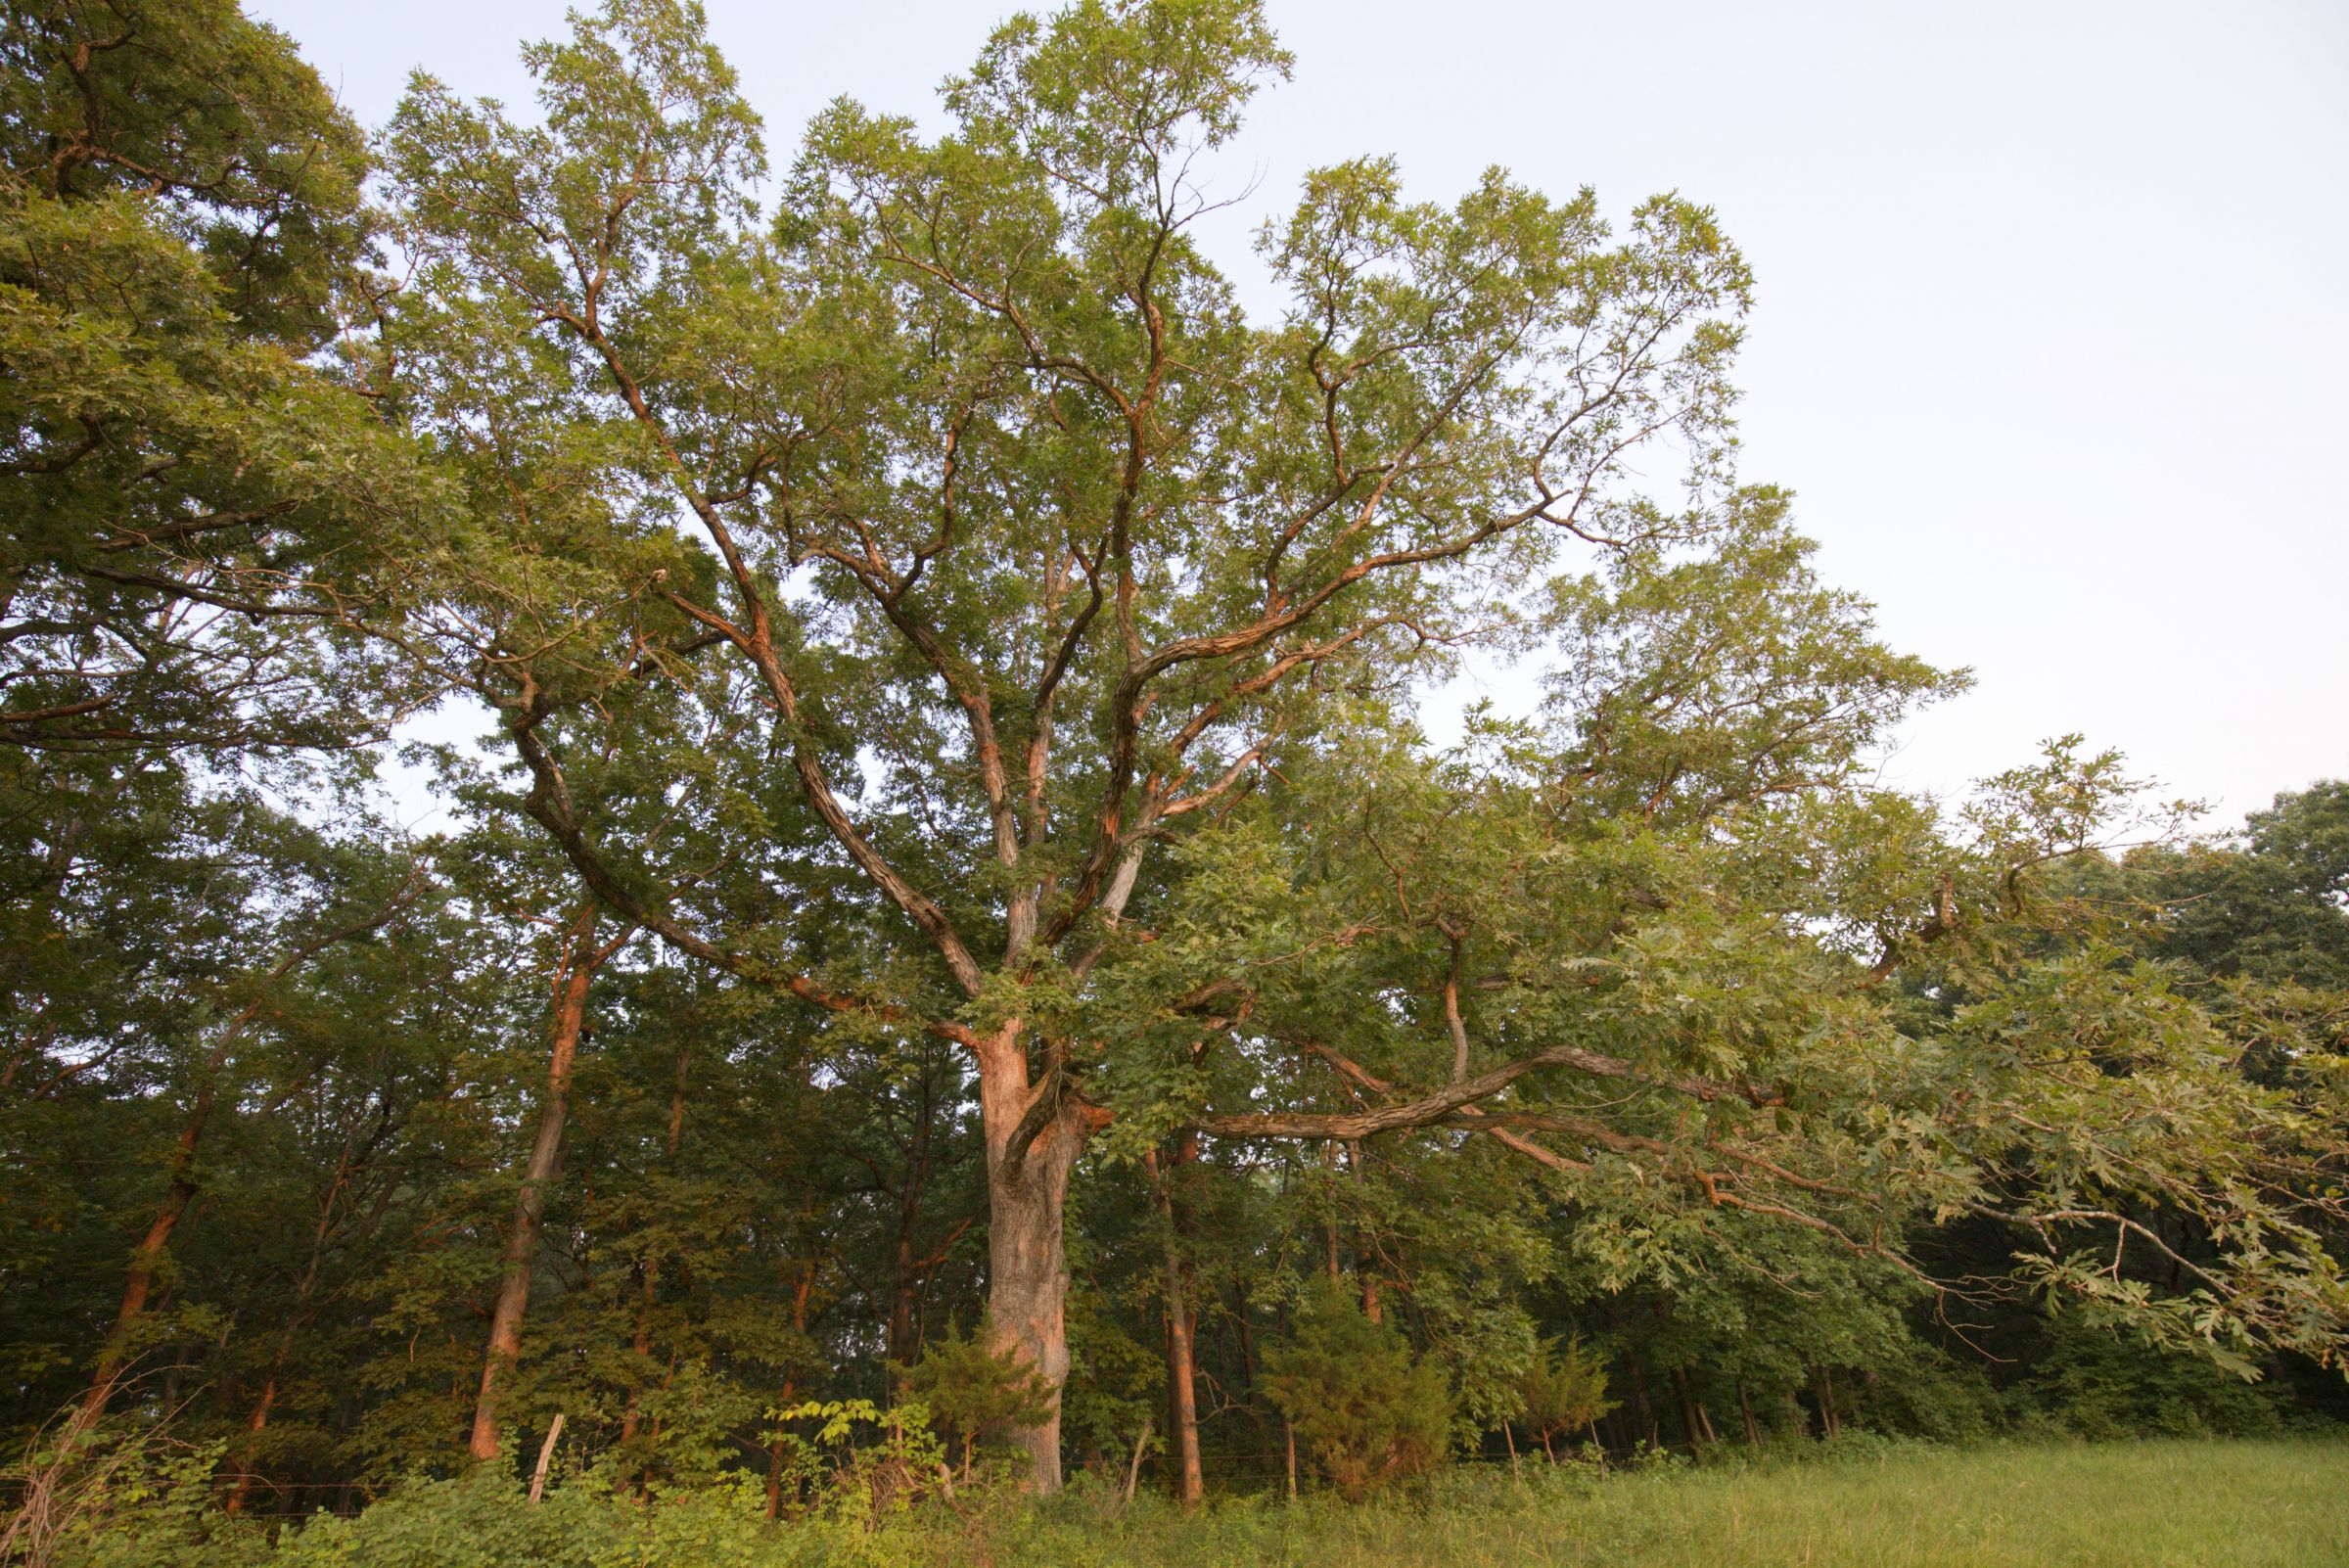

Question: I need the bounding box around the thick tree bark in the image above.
[468,906,610,1463]
[976,1024,1099,1493]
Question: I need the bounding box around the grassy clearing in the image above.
[45,1438,2344,1566]
[992,1440,2349,1568]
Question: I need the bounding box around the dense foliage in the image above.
[1,0,2344,1559]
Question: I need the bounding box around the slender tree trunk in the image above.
[977,1023,1098,1493]
[764,1198,823,1520]
[1120,1415,1152,1507]
[1736,1380,1760,1447]
[223,1375,277,1514]
[618,1268,653,1452]
[870,1055,945,1369]
[1147,1139,1204,1506]
[764,1428,791,1520]
[1625,1349,1658,1448]
[1811,1365,1841,1438]
[886,1238,921,1368]
[221,1370,279,1521]
[1672,1365,1703,1451]
[81,878,413,1435]
[226,1176,344,1514]
[1346,1138,1381,1321]
[77,1102,207,1431]
[1320,1140,1342,1285]
[884,1076,937,1367]
[469,906,605,1462]
[620,1045,691,1456]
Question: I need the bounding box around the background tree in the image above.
[0,0,427,759]
[1515,1338,1612,1462]
[1260,1282,1452,1499]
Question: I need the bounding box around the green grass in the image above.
[47,1437,2347,1567]
[991,1440,2349,1568]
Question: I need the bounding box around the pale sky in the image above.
[254,0,2349,831]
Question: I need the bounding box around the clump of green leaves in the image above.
[1516,1338,1615,1460]
[892,1322,1053,1480]
[1261,1285,1454,1499]
[767,1397,949,1525]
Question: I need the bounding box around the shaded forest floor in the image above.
[990,1439,2349,1568]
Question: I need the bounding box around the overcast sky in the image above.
[254,0,2348,831]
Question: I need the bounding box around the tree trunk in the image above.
[1625,1348,1658,1448]
[468,905,603,1463]
[977,1024,1097,1494]
[226,1181,342,1514]
[77,1103,207,1431]
[1737,1380,1761,1447]
[620,1045,691,1456]
[224,1374,276,1515]
[1346,1138,1380,1322]
[1321,1140,1342,1284]
[765,1205,823,1520]
[1671,1365,1703,1451]
[81,878,414,1435]
[1147,1140,1204,1506]
[886,1239,921,1369]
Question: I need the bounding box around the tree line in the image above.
[2,0,2344,1522]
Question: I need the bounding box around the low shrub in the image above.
[1259,1284,1453,1499]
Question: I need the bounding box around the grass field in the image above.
[989,1440,2349,1568]
[50,1437,2344,1566]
